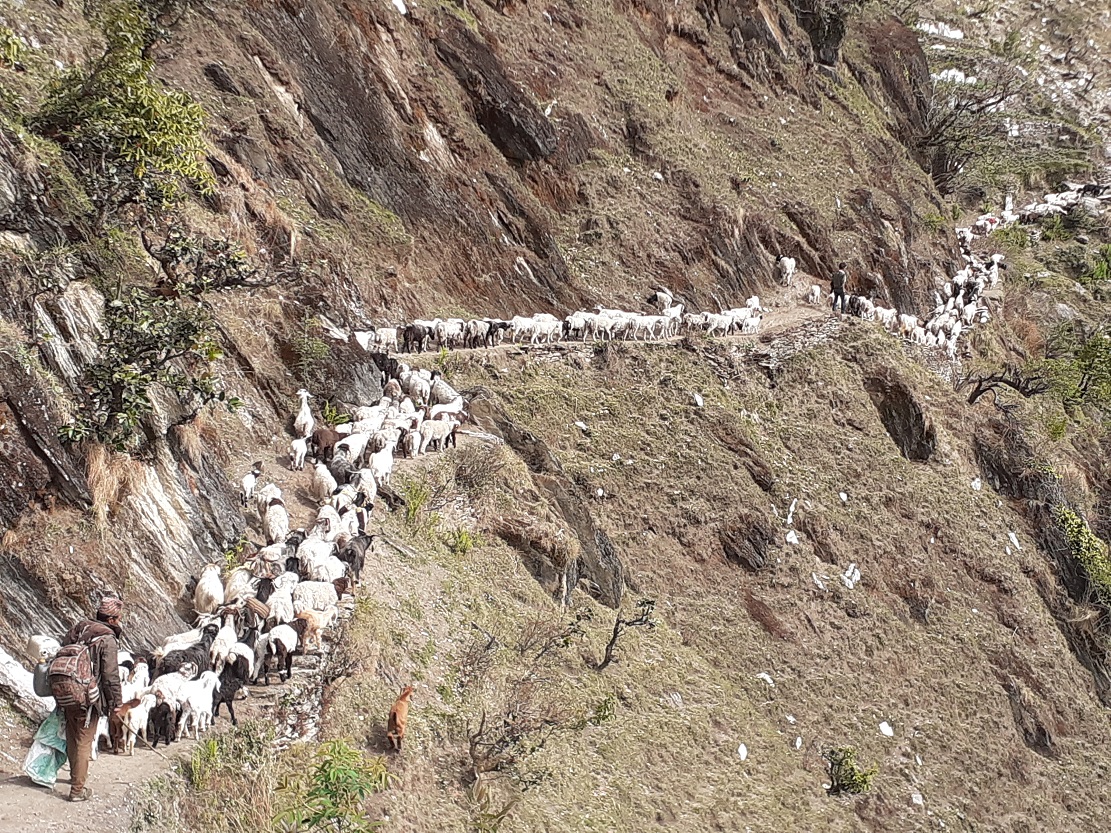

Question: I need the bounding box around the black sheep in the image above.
[255,577,275,605]
[148,699,176,747]
[155,624,219,679]
[403,322,430,353]
[212,654,251,726]
[338,534,374,584]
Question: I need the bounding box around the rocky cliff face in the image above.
[0,0,959,660]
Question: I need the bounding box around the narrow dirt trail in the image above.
[0,283,834,832]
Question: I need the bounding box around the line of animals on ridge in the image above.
[347,248,997,362]
[21,356,465,757]
[348,182,1111,361]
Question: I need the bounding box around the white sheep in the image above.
[193,564,224,616]
[310,555,347,583]
[209,611,239,675]
[223,566,257,606]
[253,483,281,518]
[806,285,822,305]
[240,462,262,508]
[267,588,295,625]
[177,670,221,739]
[778,256,797,286]
[122,694,156,755]
[375,327,399,352]
[418,418,457,455]
[289,438,307,471]
[293,580,342,614]
[741,315,761,335]
[312,462,339,504]
[264,498,290,545]
[369,443,395,485]
[294,389,314,439]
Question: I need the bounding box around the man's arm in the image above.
[98,636,123,711]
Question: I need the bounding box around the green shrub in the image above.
[1054,506,1111,605]
[275,739,393,832]
[322,400,351,426]
[921,212,947,233]
[402,478,434,531]
[292,318,331,389]
[990,224,1030,249]
[445,526,483,558]
[1044,413,1068,441]
[1040,214,1072,242]
[1085,244,1111,286]
[0,26,26,69]
[823,746,877,795]
[59,285,240,451]
[31,1,213,222]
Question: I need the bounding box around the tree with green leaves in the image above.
[32,0,213,225]
[59,285,238,451]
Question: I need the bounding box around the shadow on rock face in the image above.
[864,372,936,462]
[465,387,624,609]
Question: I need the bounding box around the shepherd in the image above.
[52,596,126,802]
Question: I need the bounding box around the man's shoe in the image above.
[68,787,92,802]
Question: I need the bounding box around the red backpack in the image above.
[48,634,107,708]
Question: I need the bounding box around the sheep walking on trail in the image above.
[240,462,262,507]
[193,564,224,615]
[294,389,314,439]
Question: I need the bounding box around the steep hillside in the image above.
[0,0,1108,830]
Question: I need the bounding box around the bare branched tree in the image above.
[917,61,1029,193]
[958,365,1050,405]
[593,599,657,672]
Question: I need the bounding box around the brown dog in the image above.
[386,685,414,751]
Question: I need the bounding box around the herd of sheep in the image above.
[24,358,464,757]
[23,181,1108,764]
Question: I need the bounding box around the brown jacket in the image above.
[61,620,123,712]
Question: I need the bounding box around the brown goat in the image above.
[386,685,414,751]
[295,605,336,653]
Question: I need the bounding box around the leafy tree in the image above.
[32,0,213,225]
[1040,324,1111,415]
[59,285,237,451]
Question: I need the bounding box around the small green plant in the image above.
[221,533,250,577]
[322,400,352,426]
[402,479,433,530]
[823,746,877,795]
[292,318,331,389]
[446,527,483,558]
[275,739,393,832]
[1054,506,1111,605]
[921,212,947,233]
[185,738,220,790]
[587,693,617,726]
[0,26,26,69]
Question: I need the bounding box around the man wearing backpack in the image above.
[830,262,849,316]
[53,596,124,802]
